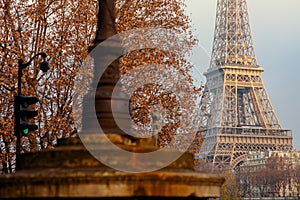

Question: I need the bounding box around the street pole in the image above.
[15,52,50,170]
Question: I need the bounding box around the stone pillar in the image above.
[83,0,130,134]
[94,0,116,43]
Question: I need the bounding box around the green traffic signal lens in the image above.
[22,128,29,135]
[19,125,38,136]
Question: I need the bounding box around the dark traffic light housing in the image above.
[14,95,39,137]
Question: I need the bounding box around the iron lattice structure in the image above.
[197,0,293,169]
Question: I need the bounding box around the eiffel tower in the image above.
[197,0,293,169]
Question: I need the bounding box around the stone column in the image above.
[83,0,130,134]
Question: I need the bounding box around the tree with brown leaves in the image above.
[115,0,202,150]
[0,0,201,174]
[0,0,97,173]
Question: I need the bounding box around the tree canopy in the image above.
[0,0,97,173]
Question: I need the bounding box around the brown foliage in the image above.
[0,0,202,173]
[115,0,202,150]
[238,152,300,198]
[221,172,241,200]
[0,0,97,173]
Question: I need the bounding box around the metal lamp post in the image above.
[15,52,50,169]
[17,52,50,95]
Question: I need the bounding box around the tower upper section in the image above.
[210,0,258,69]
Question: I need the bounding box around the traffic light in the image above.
[14,95,39,137]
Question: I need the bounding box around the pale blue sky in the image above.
[186,0,300,150]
